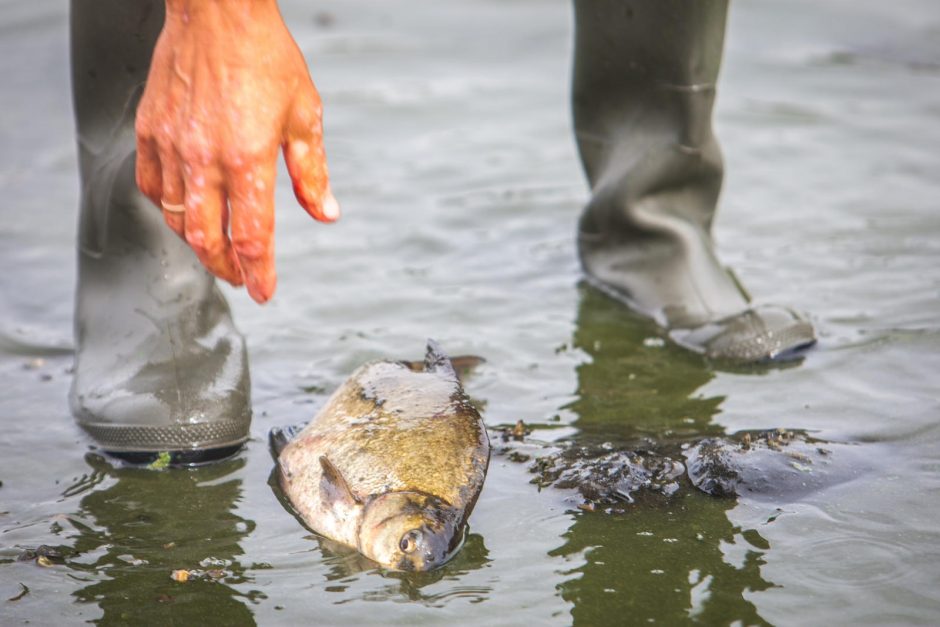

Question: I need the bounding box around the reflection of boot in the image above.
[70,455,254,622]
[68,0,250,458]
[569,284,723,443]
[572,0,815,362]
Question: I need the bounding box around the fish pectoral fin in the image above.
[269,424,305,458]
[319,456,362,508]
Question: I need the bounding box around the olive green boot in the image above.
[572,0,814,362]
[68,0,251,462]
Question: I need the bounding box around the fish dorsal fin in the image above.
[424,338,457,380]
[319,456,361,508]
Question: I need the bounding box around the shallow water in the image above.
[2,0,939,624]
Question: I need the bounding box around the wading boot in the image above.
[571,0,815,362]
[68,0,250,463]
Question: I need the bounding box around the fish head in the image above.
[358,491,463,571]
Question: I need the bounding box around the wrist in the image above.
[164,0,283,34]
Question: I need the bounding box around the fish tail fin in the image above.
[425,338,457,379]
[269,424,304,458]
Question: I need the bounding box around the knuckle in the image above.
[231,235,266,261]
[185,227,223,257]
[134,109,153,136]
[222,142,274,172]
[292,102,320,130]
[178,140,213,168]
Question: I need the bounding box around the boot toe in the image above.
[670,305,816,363]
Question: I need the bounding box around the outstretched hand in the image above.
[135,0,338,303]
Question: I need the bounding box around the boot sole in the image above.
[80,419,249,454]
[105,445,245,467]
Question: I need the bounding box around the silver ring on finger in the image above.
[161,200,186,214]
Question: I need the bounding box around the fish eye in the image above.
[399,530,422,554]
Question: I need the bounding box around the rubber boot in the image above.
[571,0,815,362]
[68,0,251,461]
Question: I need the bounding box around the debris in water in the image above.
[117,554,148,566]
[499,419,530,442]
[17,545,66,565]
[530,445,685,508]
[685,431,835,498]
[149,452,172,470]
[7,583,29,602]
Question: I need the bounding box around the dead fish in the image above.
[270,340,490,571]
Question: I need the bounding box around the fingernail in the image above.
[322,189,340,221]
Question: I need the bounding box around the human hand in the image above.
[135,0,339,303]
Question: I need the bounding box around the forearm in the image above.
[164,0,282,27]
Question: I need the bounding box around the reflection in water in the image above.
[552,286,774,625]
[267,467,493,606]
[319,532,492,605]
[65,454,259,625]
[562,287,728,447]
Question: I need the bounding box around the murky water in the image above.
[2,0,939,624]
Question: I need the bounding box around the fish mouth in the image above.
[394,524,468,572]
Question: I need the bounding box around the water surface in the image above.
[2,0,939,624]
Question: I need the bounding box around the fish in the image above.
[270,340,490,571]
